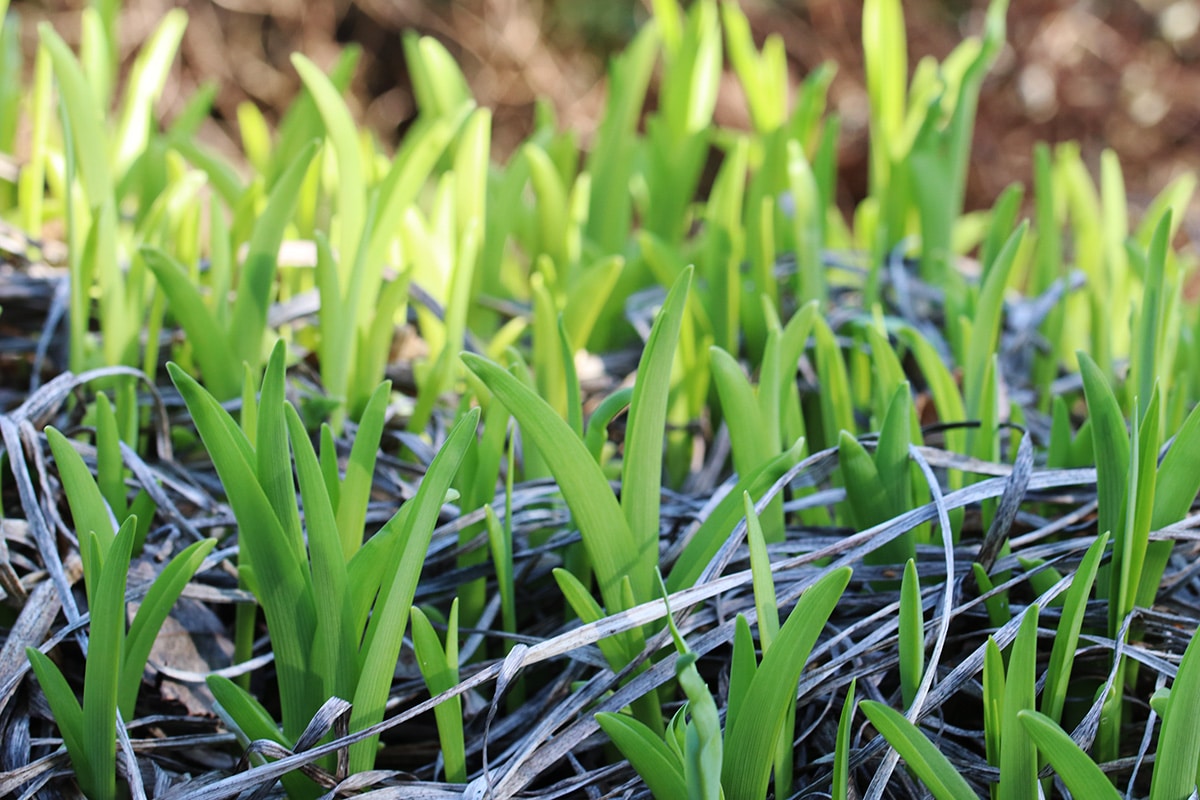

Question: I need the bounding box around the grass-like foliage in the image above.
[170,341,478,787]
[29,429,214,800]
[3,0,1200,796]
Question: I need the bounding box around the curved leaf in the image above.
[463,353,637,610]
[120,537,216,720]
[1018,710,1121,800]
[596,712,687,800]
[169,362,316,740]
[861,701,976,800]
[1150,629,1200,800]
[286,403,358,704]
[350,407,479,772]
[722,566,851,800]
[292,53,365,270]
[621,266,693,599]
[46,427,117,591]
[228,140,320,372]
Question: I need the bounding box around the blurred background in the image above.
[10,0,1200,224]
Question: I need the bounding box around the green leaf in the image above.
[833,680,857,800]
[651,570,722,800]
[865,325,908,426]
[350,407,478,772]
[1129,214,1170,422]
[270,45,358,185]
[1041,533,1108,725]
[722,567,851,800]
[319,423,341,512]
[668,440,804,592]
[1142,401,1200,608]
[120,537,216,720]
[408,212,481,433]
[169,362,317,740]
[677,653,723,800]
[899,559,924,708]
[239,101,273,174]
[81,518,138,800]
[350,274,409,419]
[982,637,1004,767]
[46,427,116,599]
[754,325,785,447]
[973,563,1009,628]
[112,9,187,179]
[711,346,772,477]
[531,272,566,419]
[1152,402,1200,527]
[558,317,583,439]
[814,316,855,448]
[1018,711,1121,800]
[39,24,112,203]
[998,606,1040,800]
[908,0,1009,292]
[91,200,136,367]
[0,12,20,152]
[745,492,779,650]
[965,223,1025,424]
[874,383,914,523]
[403,32,473,117]
[860,701,976,800]
[524,142,570,269]
[585,23,658,253]
[562,256,625,350]
[898,326,967,457]
[622,267,692,595]
[17,39,51,235]
[285,403,358,705]
[788,140,825,303]
[552,568,636,670]
[1136,173,1195,247]
[80,6,115,110]
[482,504,516,638]
[167,79,216,138]
[336,381,391,560]
[583,388,634,463]
[93,393,127,523]
[979,184,1025,271]
[1047,396,1076,468]
[1150,627,1200,799]
[168,136,245,207]
[862,0,906,202]
[292,53,366,270]
[726,615,757,735]
[313,232,353,412]
[839,431,885,532]
[463,354,638,611]
[364,111,462,274]
[720,1,786,132]
[744,491,794,791]
[673,0,722,134]
[596,712,687,800]
[27,648,88,793]
[206,673,287,747]
[412,603,465,783]
[1078,352,1129,579]
[1113,390,1159,633]
[254,341,307,568]
[343,503,411,638]
[228,140,320,373]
